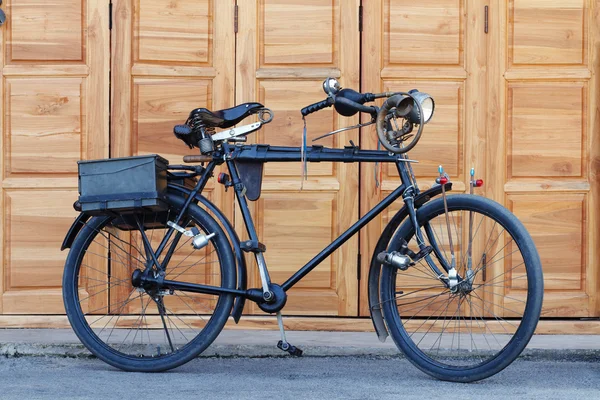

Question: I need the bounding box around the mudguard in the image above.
[61,213,91,251]
[368,183,452,342]
[60,184,247,324]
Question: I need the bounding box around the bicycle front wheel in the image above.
[63,193,236,372]
[380,194,543,382]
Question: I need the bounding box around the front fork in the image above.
[434,166,483,292]
[395,164,483,293]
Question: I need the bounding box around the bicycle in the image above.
[61,78,543,382]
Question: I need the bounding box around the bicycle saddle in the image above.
[188,102,264,129]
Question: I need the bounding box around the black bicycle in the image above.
[61,78,543,382]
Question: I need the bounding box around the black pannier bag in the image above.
[77,154,169,216]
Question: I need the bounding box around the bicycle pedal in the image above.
[277,340,303,357]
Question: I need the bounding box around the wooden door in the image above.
[0,0,109,313]
[236,0,360,315]
[361,0,600,319]
[360,0,488,315]
[487,0,600,317]
[109,0,235,315]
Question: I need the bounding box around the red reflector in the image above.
[475,179,484,187]
[440,177,448,185]
[218,173,227,184]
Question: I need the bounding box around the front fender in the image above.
[167,184,247,323]
[368,183,452,342]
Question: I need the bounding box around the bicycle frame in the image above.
[139,142,449,305]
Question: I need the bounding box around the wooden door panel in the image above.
[507,82,586,178]
[0,0,108,314]
[5,78,85,174]
[136,0,212,64]
[509,0,587,65]
[261,0,335,65]
[489,0,597,317]
[386,0,463,65]
[508,194,586,291]
[9,0,84,61]
[237,0,359,316]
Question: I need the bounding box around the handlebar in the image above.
[301,97,334,117]
[301,89,377,118]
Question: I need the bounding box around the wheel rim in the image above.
[387,203,535,369]
[70,208,228,360]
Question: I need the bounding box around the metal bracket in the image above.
[211,122,262,142]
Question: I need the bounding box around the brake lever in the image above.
[312,120,375,142]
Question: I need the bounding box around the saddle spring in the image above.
[188,114,216,154]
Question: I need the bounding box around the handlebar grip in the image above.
[301,98,333,117]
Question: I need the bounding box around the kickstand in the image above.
[276,312,303,356]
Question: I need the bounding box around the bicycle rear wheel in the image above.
[63,193,236,372]
[380,194,543,382]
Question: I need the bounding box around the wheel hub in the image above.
[131,268,166,293]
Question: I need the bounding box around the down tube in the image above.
[281,183,406,291]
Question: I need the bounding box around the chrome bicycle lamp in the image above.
[407,90,435,125]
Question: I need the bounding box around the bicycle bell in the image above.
[322,77,341,97]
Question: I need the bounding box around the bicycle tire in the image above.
[380,194,543,382]
[63,192,236,372]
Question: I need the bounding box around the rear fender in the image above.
[60,185,247,324]
[61,213,91,251]
[368,183,452,342]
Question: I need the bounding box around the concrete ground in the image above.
[0,356,598,400]
[1,329,600,360]
[1,329,599,399]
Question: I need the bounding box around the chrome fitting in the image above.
[377,251,412,271]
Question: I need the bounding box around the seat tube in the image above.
[227,160,272,294]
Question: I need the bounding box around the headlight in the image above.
[407,90,435,124]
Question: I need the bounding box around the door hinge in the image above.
[484,5,488,34]
[234,4,239,33]
[357,253,362,280]
[358,5,363,32]
[109,1,113,30]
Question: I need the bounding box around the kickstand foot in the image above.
[276,311,303,357]
[277,340,303,356]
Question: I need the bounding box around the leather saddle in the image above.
[187,102,264,129]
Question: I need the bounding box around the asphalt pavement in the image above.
[0,356,598,400]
